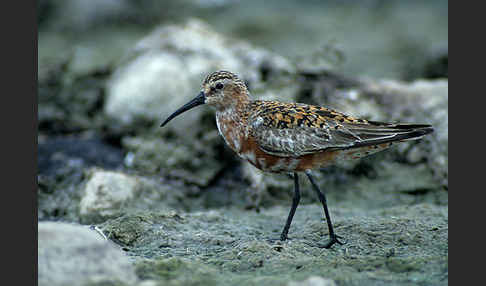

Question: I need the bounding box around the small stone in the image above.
[79,169,140,222]
[287,276,337,286]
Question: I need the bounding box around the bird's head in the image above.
[160,70,249,127]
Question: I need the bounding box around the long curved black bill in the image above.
[160,92,206,127]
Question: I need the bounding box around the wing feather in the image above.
[248,101,433,157]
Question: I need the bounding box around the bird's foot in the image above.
[318,233,345,249]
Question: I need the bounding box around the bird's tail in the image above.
[344,122,434,149]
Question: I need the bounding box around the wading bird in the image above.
[161,70,433,248]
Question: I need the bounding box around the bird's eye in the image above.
[215,83,224,89]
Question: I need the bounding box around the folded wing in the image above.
[248,101,433,157]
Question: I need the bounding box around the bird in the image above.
[160,70,433,248]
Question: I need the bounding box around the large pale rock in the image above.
[38,221,138,286]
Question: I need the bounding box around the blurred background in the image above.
[39,0,447,81]
[38,1,448,285]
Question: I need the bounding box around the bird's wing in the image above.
[248,101,432,157]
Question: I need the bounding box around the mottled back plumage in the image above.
[246,101,433,158]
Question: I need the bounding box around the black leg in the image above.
[305,170,344,248]
[280,172,300,241]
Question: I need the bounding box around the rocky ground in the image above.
[38,1,448,285]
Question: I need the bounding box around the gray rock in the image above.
[79,168,181,223]
[38,221,138,286]
[79,168,141,222]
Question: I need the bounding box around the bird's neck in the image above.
[215,90,251,125]
[215,100,251,154]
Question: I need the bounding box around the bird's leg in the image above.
[280,172,300,241]
[305,170,344,248]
